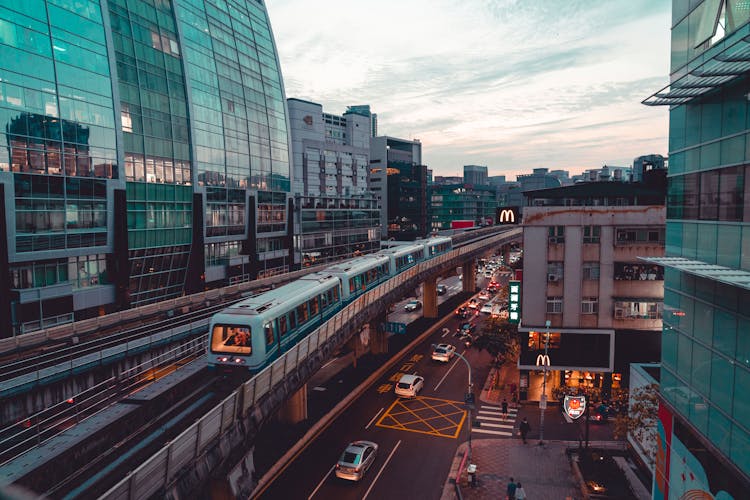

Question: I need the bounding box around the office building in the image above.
[463,165,488,186]
[518,179,666,402]
[642,1,750,497]
[429,182,497,231]
[0,0,292,336]
[369,136,427,240]
[286,98,380,266]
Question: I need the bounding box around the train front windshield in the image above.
[211,325,252,354]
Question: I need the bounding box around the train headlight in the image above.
[218,356,229,362]
[234,358,245,364]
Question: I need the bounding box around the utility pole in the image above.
[537,320,551,446]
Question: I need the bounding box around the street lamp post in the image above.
[440,347,473,458]
[537,320,551,446]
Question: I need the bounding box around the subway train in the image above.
[207,236,453,372]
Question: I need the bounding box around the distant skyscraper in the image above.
[463,165,488,186]
[0,0,292,337]
[346,105,377,137]
[643,1,750,497]
[370,137,426,240]
[287,98,380,266]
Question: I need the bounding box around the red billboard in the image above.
[451,220,475,229]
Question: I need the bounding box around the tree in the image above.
[473,316,518,366]
[613,383,660,465]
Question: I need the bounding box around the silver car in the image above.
[335,440,378,481]
[431,343,456,362]
[395,374,424,398]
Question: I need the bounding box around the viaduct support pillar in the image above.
[369,312,389,355]
[423,277,438,319]
[502,244,511,267]
[278,384,307,423]
[462,261,476,293]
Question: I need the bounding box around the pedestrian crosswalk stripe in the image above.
[476,415,514,422]
[472,428,512,436]
[476,422,513,429]
[481,405,501,410]
[478,409,516,415]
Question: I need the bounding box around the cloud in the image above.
[267,0,671,178]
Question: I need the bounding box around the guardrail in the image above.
[99,228,521,499]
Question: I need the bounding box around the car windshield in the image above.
[397,382,412,389]
[435,348,446,354]
[341,451,361,465]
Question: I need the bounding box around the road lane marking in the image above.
[481,405,501,410]
[362,440,401,500]
[472,428,512,436]
[433,350,467,391]
[366,408,385,429]
[307,465,335,500]
[441,328,450,337]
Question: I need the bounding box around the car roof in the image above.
[435,343,451,349]
[398,374,421,384]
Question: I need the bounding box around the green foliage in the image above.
[473,316,518,365]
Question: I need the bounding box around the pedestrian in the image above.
[515,481,527,499]
[519,417,531,444]
[501,398,508,418]
[506,477,517,499]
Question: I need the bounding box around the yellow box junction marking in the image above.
[377,384,393,394]
[376,396,467,439]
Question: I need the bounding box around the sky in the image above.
[266,0,672,180]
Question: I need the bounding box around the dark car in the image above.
[455,321,476,338]
[591,403,609,423]
[437,284,447,295]
[455,306,469,318]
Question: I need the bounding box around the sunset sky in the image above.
[267,0,671,179]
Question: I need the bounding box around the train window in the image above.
[310,297,319,315]
[320,293,328,309]
[210,325,251,354]
[289,310,297,328]
[297,303,309,323]
[333,286,339,302]
[349,278,356,294]
[278,316,288,336]
[264,323,274,346]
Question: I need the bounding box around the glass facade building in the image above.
[644,1,750,497]
[0,0,291,336]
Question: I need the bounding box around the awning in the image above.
[643,34,750,106]
[638,256,750,290]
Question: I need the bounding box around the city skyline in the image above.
[268,0,671,179]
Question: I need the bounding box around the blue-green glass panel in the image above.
[693,301,713,345]
[730,421,750,476]
[710,352,734,414]
[708,405,732,455]
[732,365,750,422]
[737,317,750,369]
[691,341,711,397]
[696,223,717,263]
[677,332,694,380]
[682,222,698,259]
[717,225,741,268]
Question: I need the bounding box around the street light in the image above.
[537,320,551,446]
[436,345,473,457]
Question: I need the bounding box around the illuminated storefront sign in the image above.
[508,280,520,323]
[563,395,586,419]
[495,206,520,225]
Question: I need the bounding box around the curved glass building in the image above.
[0,0,292,336]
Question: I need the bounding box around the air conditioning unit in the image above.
[615,308,624,319]
[548,274,558,282]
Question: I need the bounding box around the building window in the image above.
[614,262,664,280]
[546,296,563,313]
[547,261,563,282]
[548,226,564,244]
[614,300,663,319]
[616,227,665,245]
[581,297,598,314]
[582,262,600,280]
[583,225,600,244]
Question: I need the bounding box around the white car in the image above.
[480,303,493,314]
[395,374,424,398]
[478,291,490,301]
[431,343,456,362]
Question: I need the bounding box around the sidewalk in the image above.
[441,362,580,500]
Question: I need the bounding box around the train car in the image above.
[207,273,342,372]
[376,242,427,275]
[418,236,453,258]
[322,254,391,302]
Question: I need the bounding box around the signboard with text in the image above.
[508,280,521,323]
[563,395,587,419]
